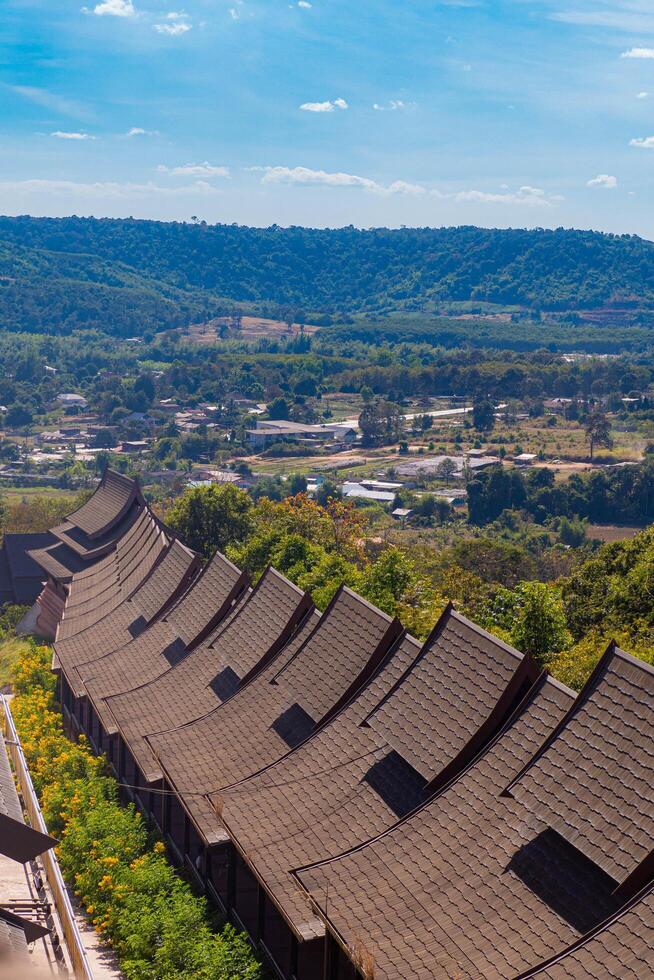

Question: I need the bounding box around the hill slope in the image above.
[1,217,654,335]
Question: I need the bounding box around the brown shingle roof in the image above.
[0,913,29,965]
[216,608,540,942]
[25,540,86,582]
[150,608,322,843]
[164,550,248,648]
[48,494,144,562]
[62,509,155,604]
[517,882,654,979]
[0,470,144,605]
[57,512,168,640]
[295,675,623,980]
[54,539,200,695]
[65,468,139,538]
[506,645,654,889]
[2,533,61,581]
[104,567,313,782]
[365,607,539,785]
[150,588,402,843]
[0,906,49,949]
[77,551,248,732]
[129,539,200,623]
[269,587,403,725]
[218,633,420,939]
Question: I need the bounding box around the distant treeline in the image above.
[2,331,651,425]
[3,217,654,337]
[468,459,654,526]
[320,314,654,354]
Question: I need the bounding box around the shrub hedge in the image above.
[7,639,262,980]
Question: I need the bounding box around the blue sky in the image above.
[3,0,654,234]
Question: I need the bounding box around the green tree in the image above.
[509,582,572,666]
[268,397,290,420]
[250,476,285,502]
[472,398,495,432]
[5,404,33,428]
[558,516,587,547]
[359,398,404,446]
[359,547,417,614]
[93,428,116,449]
[584,412,613,459]
[133,373,156,404]
[166,484,253,558]
[436,457,457,486]
[314,479,341,507]
[288,473,308,495]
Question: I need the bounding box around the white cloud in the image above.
[440,185,558,207]
[10,85,89,120]
[88,0,135,16]
[373,99,412,111]
[637,91,649,99]
[300,98,348,112]
[0,178,219,198]
[252,165,424,195]
[587,174,618,189]
[50,131,96,140]
[553,9,654,31]
[124,127,160,137]
[251,167,562,204]
[621,47,654,59]
[298,1,312,6]
[154,20,191,34]
[157,162,230,177]
[630,135,654,148]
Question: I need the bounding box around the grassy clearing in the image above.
[4,486,76,499]
[0,636,32,688]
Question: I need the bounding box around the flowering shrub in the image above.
[7,640,262,980]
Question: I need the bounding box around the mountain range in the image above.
[1,216,654,336]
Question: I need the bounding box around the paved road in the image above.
[340,406,473,427]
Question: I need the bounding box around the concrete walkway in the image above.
[0,850,61,977]
[68,889,123,980]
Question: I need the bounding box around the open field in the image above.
[586,524,645,543]
[185,315,319,344]
[243,449,396,477]
[2,486,78,503]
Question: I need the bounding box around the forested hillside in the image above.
[1,217,654,335]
